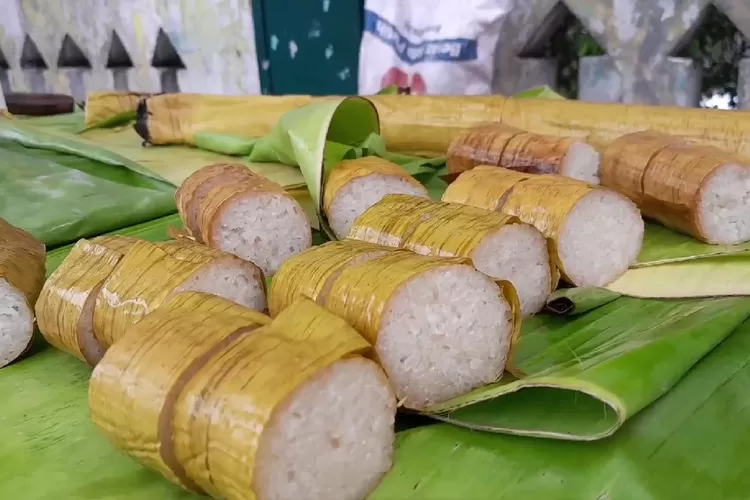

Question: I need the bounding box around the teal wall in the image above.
[252,0,363,95]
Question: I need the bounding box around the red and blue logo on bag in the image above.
[363,9,478,64]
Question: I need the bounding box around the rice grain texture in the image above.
[348,194,555,316]
[443,166,643,287]
[0,218,45,367]
[176,163,312,275]
[447,123,601,184]
[271,241,520,410]
[90,294,394,500]
[324,157,428,239]
[602,130,750,244]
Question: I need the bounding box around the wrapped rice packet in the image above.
[602,130,750,244]
[0,217,45,367]
[37,237,135,365]
[90,293,395,500]
[39,237,266,365]
[447,122,601,184]
[270,241,521,410]
[443,166,644,287]
[176,163,312,276]
[348,194,557,316]
[323,157,428,239]
[92,239,266,352]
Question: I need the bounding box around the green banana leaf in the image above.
[0,119,169,183]
[0,348,192,500]
[0,136,176,248]
[423,296,750,440]
[636,222,750,266]
[373,312,750,500]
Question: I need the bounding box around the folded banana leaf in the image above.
[373,311,750,499]
[0,348,192,500]
[24,112,307,189]
[0,129,176,248]
[426,296,750,440]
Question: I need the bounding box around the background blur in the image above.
[0,0,747,109]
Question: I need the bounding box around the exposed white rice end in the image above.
[561,141,601,185]
[176,260,267,312]
[697,163,750,244]
[327,174,428,239]
[470,223,551,316]
[254,357,396,500]
[0,278,34,367]
[558,189,644,287]
[376,265,512,410]
[212,194,312,277]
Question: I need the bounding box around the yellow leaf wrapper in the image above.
[268,240,391,317]
[36,238,132,366]
[442,166,597,282]
[90,293,373,499]
[0,217,46,365]
[0,218,46,305]
[91,239,230,350]
[91,234,140,253]
[322,157,426,215]
[270,240,520,358]
[89,292,272,493]
[84,91,151,127]
[175,163,302,244]
[446,122,587,176]
[141,93,316,145]
[173,298,372,499]
[601,130,750,243]
[347,194,560,295]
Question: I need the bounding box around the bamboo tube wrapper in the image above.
[447,123,601,184]
[323,157,428,239]
[270,240,521,410]
[176,163,312,276]
[347,194,556,316]
[443,166,644,287]
[0,217,45,367]
[90,293,395,500]
[601,130,750,244]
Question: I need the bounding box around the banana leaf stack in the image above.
[4,89,750,499]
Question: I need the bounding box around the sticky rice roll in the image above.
[447,123,601,184]
[0,218,45,367]
[176,163,312,276]
[443,166,644,287]
[348,194,555,316]
[254,357,395,500]
[324,157,428,239]
[0,278,34,366]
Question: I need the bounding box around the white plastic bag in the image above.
[358,0,514,95]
